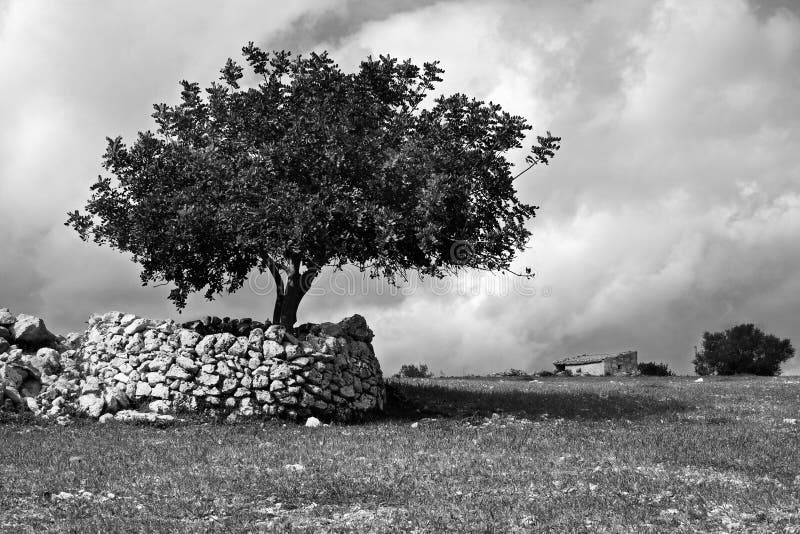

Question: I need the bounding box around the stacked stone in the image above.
[74,311,385,421]
[0,307,84,422]
[1,307,386,423]
[179,316,268,338]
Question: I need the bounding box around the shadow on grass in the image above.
[378,380,690,422]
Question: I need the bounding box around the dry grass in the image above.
[1,375,799,532]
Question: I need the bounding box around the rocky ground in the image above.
[1,376,799,532]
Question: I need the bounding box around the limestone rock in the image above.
[252,374,269,389]
[0,338,9,354]
[248,328,265,351]
[104,389,130,413]
[270,363,292,381]
[284,344,300,359]
[338,314,374,342]
[216,361,232,377]
[195,335,217,356]
[148,400,171,414]
[198,373,220,387]
[179,329,201,348]
[265,325,286,343]
[78,393,105,418]
[81,376,102,395]
[123,318,150,336]
[115,410,174,424]
[263,340,285,359]
[146,371,166,385]
[148,353,174,372]
[151,383,170,400]
[166,364,191,380]
[135,381,152,398]
[305,416,321,428]
[63,332,84,350]
[4,386,23,408]
[221,377,238,394]
[176,356,199,373]
[29,348,61,375]
[238,398,255,416]
[11,314,56,348]
[228,337,249,357]
[214,333,237,353]
[0,308,15,327]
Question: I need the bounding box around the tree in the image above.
[693,324,795,376]
[637,362,673,376]
[67,44,560,328]
[396,363,433,379]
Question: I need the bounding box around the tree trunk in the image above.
[269,258,318,329]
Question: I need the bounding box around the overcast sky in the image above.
[1,0,798,375]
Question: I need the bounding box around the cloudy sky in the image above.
[1,0,798,375]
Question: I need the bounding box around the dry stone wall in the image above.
[0,307,385,424]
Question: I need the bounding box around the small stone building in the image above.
[553,351,638,376]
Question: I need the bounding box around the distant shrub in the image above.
[694,324,795,376]
[536,370,554,377]
[638,362,674,376]
[491,368,533,379]
[396,363,433,378]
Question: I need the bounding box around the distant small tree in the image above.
[397,363,433,378]
[637,362,673,376]
[693,324,795,376]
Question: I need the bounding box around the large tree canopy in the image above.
[67,44,560,327]
[693,324,795,376]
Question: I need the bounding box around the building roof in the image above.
[553,353,614,366]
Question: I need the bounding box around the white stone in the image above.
[179,330,201,348]
[214,333,237,353]
[270,363,292,381]
[111,372,128,383]
[119,314,138,328]
[263,340,285,359]
[0,308,15,326]
[148,400,172,414]
[166,364,191,380]
[265,325,286,343]
[146,371,166,385]
[81,376,102,395]
[176,356,198,373]
[24,396,39,413]
[248,329,265,351]
[216,361,232,377]
[221,377,238,394]
[195,335,217,356]
[151,383,169,399]
[228,338,249,357]
[284,463,305,472]
[198,373,220,387]
[305,416,321,428]
[78,393,105,418]
[123,318,149,336]
[135,381,152,398]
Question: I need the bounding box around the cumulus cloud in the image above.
[1,0,798,375]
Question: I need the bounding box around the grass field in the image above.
[1,376,799,533]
